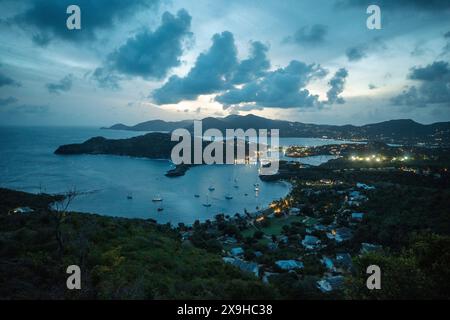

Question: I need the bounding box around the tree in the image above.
[53,187,79,256]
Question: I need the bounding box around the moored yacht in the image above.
[203,195,212,207]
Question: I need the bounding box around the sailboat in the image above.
[203,195,212,207]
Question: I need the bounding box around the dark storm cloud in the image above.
[231,41,270,84]
[215,60,328,109]
[91,10,192,88]
[326,68,349,104]
[284,24,328,46]
[152,35,274,104]
[153,29,350,110]
[11,0,160,45]
[391,61,450,108]
[336,0,450,11]
[46,74,74,94]
[100,10,192,81]
[152,31,239,104]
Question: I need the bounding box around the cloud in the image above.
[11,0,160,45]
[442,31,450,55]
[0,71,20,87]
[152,35,272,104]
[409,61,449,81]
[229,104,265,113]
[231,41,270,84]
[96,9,192,82]
[0,96,18,106]
[391,61,450,108]
[410,42,430,57]
[153,30,349,110]
[215,60,328,109]
[152,31,239,104]
[326,68,349,104]
[346,45,368,61]
[336,0,450,11]
[46,74,74,94]
[284,24,328,46]
[91,67,121,90]
[346,38,386,62]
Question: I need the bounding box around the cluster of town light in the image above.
[269,198,292,215]
[350,155,409,162]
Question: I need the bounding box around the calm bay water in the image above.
[0,127,348,224]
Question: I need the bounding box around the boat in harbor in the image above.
[225,194,233,200]
[203,195,212,207]
[127,193,133,200]
[152,195,163,202]
[194,194,200,198]
[208,186,215,192]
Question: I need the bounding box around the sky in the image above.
[0,0,449,126]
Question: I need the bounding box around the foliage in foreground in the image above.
[0,188,274,299]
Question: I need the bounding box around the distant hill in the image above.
[55,133,176,159]
[103,114,450,146]
[103,119,193,132]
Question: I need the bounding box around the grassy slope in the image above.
[0,188,275,300]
